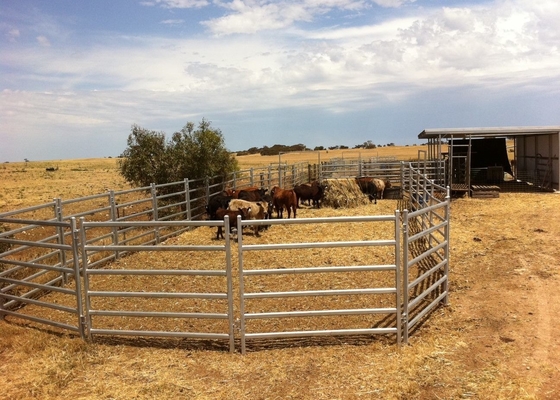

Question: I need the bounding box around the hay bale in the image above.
[322,179,370,208]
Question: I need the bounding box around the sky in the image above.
[1,0,560,162]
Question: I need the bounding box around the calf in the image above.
[228,199,269,236]
[271,186,297,218]
[214,207,249,240]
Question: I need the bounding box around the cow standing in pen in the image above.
[355,177,391,204]
[271,186,298,219]
[228,198,270,237]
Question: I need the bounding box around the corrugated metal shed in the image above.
[418,126,560,192]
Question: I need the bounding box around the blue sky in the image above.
[1,0,559,161]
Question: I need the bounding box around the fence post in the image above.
[358,157,363,177]
[402,209,409,344]
[187,179,192,222]
[151,183,160,244]
[79,217,93,341]
[109,190,120,260]
[394,210,402,346]
[71,217,86,339]
[444,187,451,306]
[250,168,254,187]
[54,198,68,284]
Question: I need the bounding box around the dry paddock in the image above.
[1,193,560,399]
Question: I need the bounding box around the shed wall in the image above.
[516,134,559,190]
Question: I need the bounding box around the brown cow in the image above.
[271,186,297,219]
[214,207,249,240]
[224,186,265,199]
[294,181,325,208]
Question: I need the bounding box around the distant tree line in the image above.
[235,141,397,155]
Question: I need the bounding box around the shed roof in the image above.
[418,126,560,139]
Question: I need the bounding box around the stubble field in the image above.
[0,146,559,399]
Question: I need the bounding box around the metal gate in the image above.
[79,219,237,352]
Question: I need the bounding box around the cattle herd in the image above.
[205,177,392,239]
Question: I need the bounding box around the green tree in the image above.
[119,119,238,188]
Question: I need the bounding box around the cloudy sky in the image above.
[1,0,559,162]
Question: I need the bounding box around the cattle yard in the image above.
[1,151,559,399]
[0,158,448,354]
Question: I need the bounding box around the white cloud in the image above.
[147,0,209,8]
[202,0,413,36]
[161,19,185,25]
[36,35,51,46]
[7,28,20,42]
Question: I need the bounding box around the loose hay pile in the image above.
[322,178,370,208]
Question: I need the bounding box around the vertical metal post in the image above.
[151,183,160,244]
[223,215,235,353]
[109,190,120,260]
[278,154,283,188]
[185,179,192,221]
[54,198,68,283]
[467,135,472,194]
[400,162,405,195]
[449,137,454,189]
[71,217,86,339]
[394,211,402,346]
[443,187,451,306]
[237,214,247,354]
[79,217,93,341]
[250,168,254,187]
[402,209,409,344]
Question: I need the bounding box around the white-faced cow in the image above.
[355,177,391,204]
[228,198,270,236]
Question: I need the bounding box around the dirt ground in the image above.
[441,193,560,399]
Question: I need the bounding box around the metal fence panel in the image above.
[236,215,402,354]
[79,218,236,352]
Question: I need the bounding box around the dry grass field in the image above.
[1,146,559,399]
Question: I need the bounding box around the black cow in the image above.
[355,177,378,204]
[310,181,325,208]
[205,193,233,220]
[293,184,313,207]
